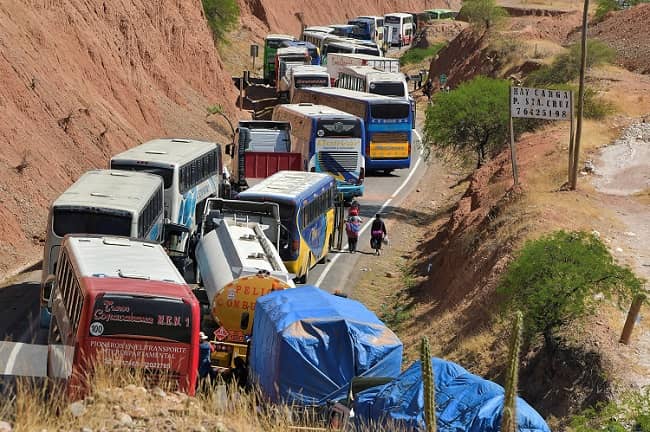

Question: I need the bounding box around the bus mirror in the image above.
[240,311,250,330]
[42,274,56,303]
[225,143,234,158]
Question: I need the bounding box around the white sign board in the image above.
[510,87,572,121]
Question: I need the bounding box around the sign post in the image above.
[509,86,574,186]
[250,44,259,75]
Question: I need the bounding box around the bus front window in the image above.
[110,164,174,189]
[369,82,406,97]
[53,208,132,237]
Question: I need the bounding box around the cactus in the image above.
[501,310,523,432]
[420,336,437,432]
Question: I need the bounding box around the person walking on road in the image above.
[345,214,362,253]
[370,213,387,255]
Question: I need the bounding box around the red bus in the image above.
[46,235,200,395]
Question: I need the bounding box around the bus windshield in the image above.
[53,208,132,237]
[316,119,362,138]
[356,47,380,56]
[110,163,174,189]
[385,16,401,24]
[295,76,329,88]
[370,82,406,97]
[370,103,410,119]
[91,294,192,343]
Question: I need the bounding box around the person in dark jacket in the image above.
[370,213,387,255]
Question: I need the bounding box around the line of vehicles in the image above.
[36,5,453,402]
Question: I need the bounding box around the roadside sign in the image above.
[510,86,572,121]
[439,73,447,84]
[250,44,259,58]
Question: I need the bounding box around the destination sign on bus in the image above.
[315,138,360,151]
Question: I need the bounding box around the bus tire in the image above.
[296,261,310,284]
[383,169,393,175]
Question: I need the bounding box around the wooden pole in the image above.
[570,0,590,190]
[568,91,575,185]
[239,71,244,111]
[508,87,520,186]
[620,294,646,345]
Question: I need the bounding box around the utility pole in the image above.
[570,0,590,190]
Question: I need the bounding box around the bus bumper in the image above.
[365,158,411,171]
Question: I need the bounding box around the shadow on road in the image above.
[0,280,46,344]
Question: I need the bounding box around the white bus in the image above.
[110,138,223,245]
[326,53,400,85]
[322,40,382,60]
[40,169,164,327]
[302,26,335,36]
[285,65,330,102]
[272,103,365,200]
[301,31,339,53]
[336,65,408,98]
[384,13,414,47]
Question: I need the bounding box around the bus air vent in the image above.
[102,237,132,247]
[90,192,111,198]
[170,139,192,143]
[239,234,256,241]
[298,103,313,106]
[145,150,167,154]
[110,171,129,177]
[248,252,267,260]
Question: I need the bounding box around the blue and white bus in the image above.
[236,171,337,284]
[272,103,365,200]
[292,87,413,173]
[40,169,164,326]
[110,138,223,247]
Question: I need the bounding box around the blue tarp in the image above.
[248,286,403,405]
[354,357,551,432]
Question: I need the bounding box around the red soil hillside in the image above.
[0,1,237,276]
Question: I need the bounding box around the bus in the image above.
[322,40,382,60]
[263,34,296,84]
[46,235,200,395]
[336,65,416,129]
[425,9,457,20]
[348,17,376,41]
[301,31,339,54]
[236,171,337,284]
[272,103,365,200]
[302,26,335,35]
[357,15,385,44]
[336,65,408,98]
[110,138,223,250]
[274,46,311,92]
[292,87,413,173]
[286,65,331,102]
[281,40,321,65]
[326,53,399,86]
[384,13,415,47]
[329,24,356,38]
[40,169,164,327]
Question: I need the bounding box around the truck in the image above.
[326,52,400,85]
[225,120,302,192]
[195,197,295,370]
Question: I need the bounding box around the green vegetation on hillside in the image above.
[459,0,507,31]
[423,76,510,167]
[569,388,650,431]
[400,43,446,66]
[595,0,650,21]
[202,0,240,43]
[497,230,643,352]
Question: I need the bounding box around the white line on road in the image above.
[315,154,424,287]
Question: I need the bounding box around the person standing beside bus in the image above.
[346,214,362,253]
[370,213,387,255]
[198,332,216,384]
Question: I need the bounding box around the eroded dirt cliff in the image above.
[0,0,239,275]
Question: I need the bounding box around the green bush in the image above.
[595,0,650,21]
[202,0,239,43]
[497,231,643,351]
[583,87,616,119]
[525,40,615,86]
[400,43,446,66]
[460,0,507,32]
[424,76,510,167]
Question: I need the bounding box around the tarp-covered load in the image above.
[249,286,403,405]
[354,357,550,432]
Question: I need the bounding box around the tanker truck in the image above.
[195,197,295,370]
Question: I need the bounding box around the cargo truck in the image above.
[225,120,303,192]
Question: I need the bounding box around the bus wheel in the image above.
[296,260,310,284]
[383,169,393,175]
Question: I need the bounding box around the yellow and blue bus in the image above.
[236,171,336,284]
[272,103,365,200]
[292,87,413,174]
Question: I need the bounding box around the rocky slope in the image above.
[0,1,238,276]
